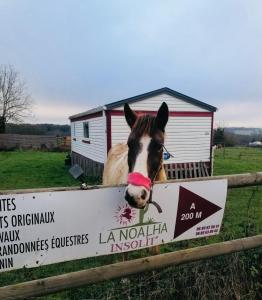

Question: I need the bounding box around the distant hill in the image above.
[5,124,262,139]
[225,127,262,136]
[6,123,70,136]
[214,127,262,146]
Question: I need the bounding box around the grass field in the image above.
[0,151,100,190]
[0,148,261,299]
[1,147,262,189]
[214,146,262,175]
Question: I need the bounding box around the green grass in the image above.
[214,146,262,175]
[0,147,261,299]
[0,151,100,190]
[1,147,261,190]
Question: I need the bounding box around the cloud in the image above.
[215,101,262,127]
[31,102,89,124]
[32,98,262,128]
[0,1,261,126]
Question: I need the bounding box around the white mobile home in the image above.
[69,87,217,178]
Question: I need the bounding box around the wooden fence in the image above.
[164,161,210,179]
[0,134,70,151]
[0,172,261,299]
[0,235,261,300]
[1,172,262,195]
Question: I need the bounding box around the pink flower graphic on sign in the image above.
[114,203,136,226]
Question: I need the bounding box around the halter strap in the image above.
[148,190,163,213]
[148,163,164,213]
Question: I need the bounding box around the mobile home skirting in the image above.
[71,151,104,177]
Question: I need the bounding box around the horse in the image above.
[103,102,169,209]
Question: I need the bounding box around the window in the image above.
[83,122,89,138]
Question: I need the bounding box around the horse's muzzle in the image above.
[125,189,147,209]
[124,172,151,208]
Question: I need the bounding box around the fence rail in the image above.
[0,134,70,151]
[0,235,261,300]
[1,172,262,195]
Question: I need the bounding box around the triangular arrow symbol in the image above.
[174,186,222,239]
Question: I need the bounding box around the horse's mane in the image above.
[132,114,156,137]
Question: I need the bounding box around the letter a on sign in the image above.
[174,186,222,238]
[190,203,195,210]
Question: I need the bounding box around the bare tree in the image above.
[0,64,33,133]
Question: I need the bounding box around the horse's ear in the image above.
[156,102,169,131]
[124,103,137,128]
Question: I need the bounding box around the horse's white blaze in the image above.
[126,135,151,207]
[133,135,151,177]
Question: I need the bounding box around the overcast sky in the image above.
[0,0,261,127]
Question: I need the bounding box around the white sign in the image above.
[0,179,227,272]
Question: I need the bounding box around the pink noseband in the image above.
[127,172,152,191]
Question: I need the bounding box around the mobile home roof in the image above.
[69,87,217,120]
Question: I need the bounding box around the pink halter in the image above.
[127,172,152,191]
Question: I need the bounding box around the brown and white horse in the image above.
[103,102,169,209]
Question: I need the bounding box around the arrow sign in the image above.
[174,186,222,238]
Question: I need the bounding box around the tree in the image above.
[213,127,224,145]
[0,64,32,133]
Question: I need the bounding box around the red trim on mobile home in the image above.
[209,112,214,175]
[70,111,103,122]
[170,111,212,117]
[106,111,112,153]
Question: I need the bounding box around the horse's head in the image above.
[124,102,169,209]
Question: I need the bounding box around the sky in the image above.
[0,0,261,127]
